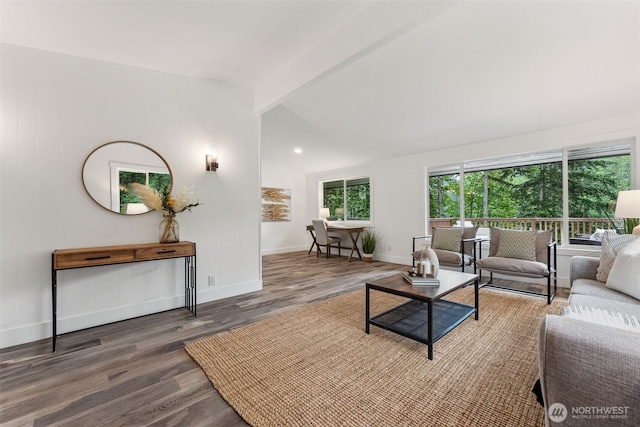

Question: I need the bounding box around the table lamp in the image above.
[319,208,330,219]
[614,190,640,235]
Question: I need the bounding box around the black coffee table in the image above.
[365,270,479,360]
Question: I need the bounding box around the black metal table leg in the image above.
[475,278,479,320]
[365,285,370,334]
[427,301,433,360]
[185,254,197,317]
[52,254,57,352]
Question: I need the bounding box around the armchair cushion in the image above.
[461,226,479,256]
[476,256,549,278]
[494,229,537,261]
[431,227,464,252]
[412,248,471,266]
[534,229,553,263]
[489,227,553,263]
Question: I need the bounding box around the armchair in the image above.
[412,226,479,273]
[476,227,557,304]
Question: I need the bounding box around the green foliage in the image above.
[568,156,630,218]
[624,218,639,234]
[119,171,171,214]
[323,186,344,219]
[430,155,630,221]
[323,179,370,220]
[119,171,147,214]
[362,229,379,254]
[428,174,460,218]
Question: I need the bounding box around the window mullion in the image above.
[562,149,569,246]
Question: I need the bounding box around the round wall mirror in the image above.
[82,141,173,215]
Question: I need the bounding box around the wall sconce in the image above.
[615,190,640,235]
[206,155,218,172]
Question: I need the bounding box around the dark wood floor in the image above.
[0,252,568,426]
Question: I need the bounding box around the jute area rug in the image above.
[186,286,564,427]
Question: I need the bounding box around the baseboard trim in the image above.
[0,280,263,350]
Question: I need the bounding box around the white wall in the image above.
[260,158,309,254]
[305,113,640,287]
[0,44,262,348]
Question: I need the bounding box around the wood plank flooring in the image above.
[0,252,568,426]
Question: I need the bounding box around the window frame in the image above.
[320,176,371,222]
[426,138,634,246]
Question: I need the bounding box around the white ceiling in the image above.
[2,1,639,173]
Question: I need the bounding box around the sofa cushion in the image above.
[570,278,640,305]
[495,229,537,261]
[431,227,464,252]
[596,231,636,282]
[568,294,640,317]
[476,256,548,277]
[606,236,640,300]
[561,305,640,332]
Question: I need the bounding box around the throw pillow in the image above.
[596,231,636,282]
[431,227,464,252]
[495,229,537,261]
[605,236,640,300]
[561,305,640,332]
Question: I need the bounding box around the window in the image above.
[322,177,370,220]
[463,152,563,219]
[567,142,631,234]
[428,167,460,220]
[427,139,633,244]
[112,163,170,214]
[429,152,563,221]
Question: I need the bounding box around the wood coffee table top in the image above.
[366,269,479,301]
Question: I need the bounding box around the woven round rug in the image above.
[185,286,564,426]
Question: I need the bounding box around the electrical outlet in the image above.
[208,275,216,286]
[388,245,392,251]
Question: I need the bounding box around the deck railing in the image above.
[430,217,622,245]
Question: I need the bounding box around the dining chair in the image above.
[312,220,341,258]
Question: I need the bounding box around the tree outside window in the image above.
[428,141,632,242]
[323,178,370,220]
[119,170,171,214]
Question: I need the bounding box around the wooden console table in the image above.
[51,241,196,351]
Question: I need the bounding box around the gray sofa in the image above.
[538,256,640,426]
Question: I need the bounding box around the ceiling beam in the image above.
[254,0,462,114]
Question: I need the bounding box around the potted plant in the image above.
[361,229,379,262]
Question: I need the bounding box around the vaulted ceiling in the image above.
[3,1,639,173]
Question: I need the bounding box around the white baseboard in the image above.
[198,279,263,302]
[262,245,308,255]
[0,280,263,350]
